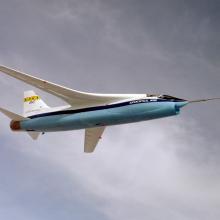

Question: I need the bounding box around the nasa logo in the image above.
[24,96,40,104]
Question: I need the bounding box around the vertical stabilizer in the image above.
[23,90,49,117]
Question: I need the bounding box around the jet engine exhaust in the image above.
[10,120,21,131]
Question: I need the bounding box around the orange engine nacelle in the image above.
[10,120,21,131]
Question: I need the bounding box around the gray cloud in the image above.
[0,0,220,219]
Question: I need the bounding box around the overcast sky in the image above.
[0,0,220,219]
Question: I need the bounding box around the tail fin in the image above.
[23,90,49,117]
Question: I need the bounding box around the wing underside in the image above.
[84,127,105,153]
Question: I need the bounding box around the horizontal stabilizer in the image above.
[0,107,27,121]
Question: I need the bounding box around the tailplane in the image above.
[23,90,49,117]
[0,107,27,121]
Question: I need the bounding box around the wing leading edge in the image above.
[0,66,145,108]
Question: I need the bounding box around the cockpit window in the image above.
[158,94,185,101]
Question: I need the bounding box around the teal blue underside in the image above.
[20,101,188,132]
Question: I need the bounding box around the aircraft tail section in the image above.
[23,90,49,117]
[0,106,41,140]
[27,131,41,140]
[0,107,27,121]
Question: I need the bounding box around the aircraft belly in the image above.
[20,102,178,132]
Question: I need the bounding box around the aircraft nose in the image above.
[174,101,188,114]
[175,101,189,109]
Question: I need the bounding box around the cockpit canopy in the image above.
[146,94,186,101]
[158,94,186,101]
